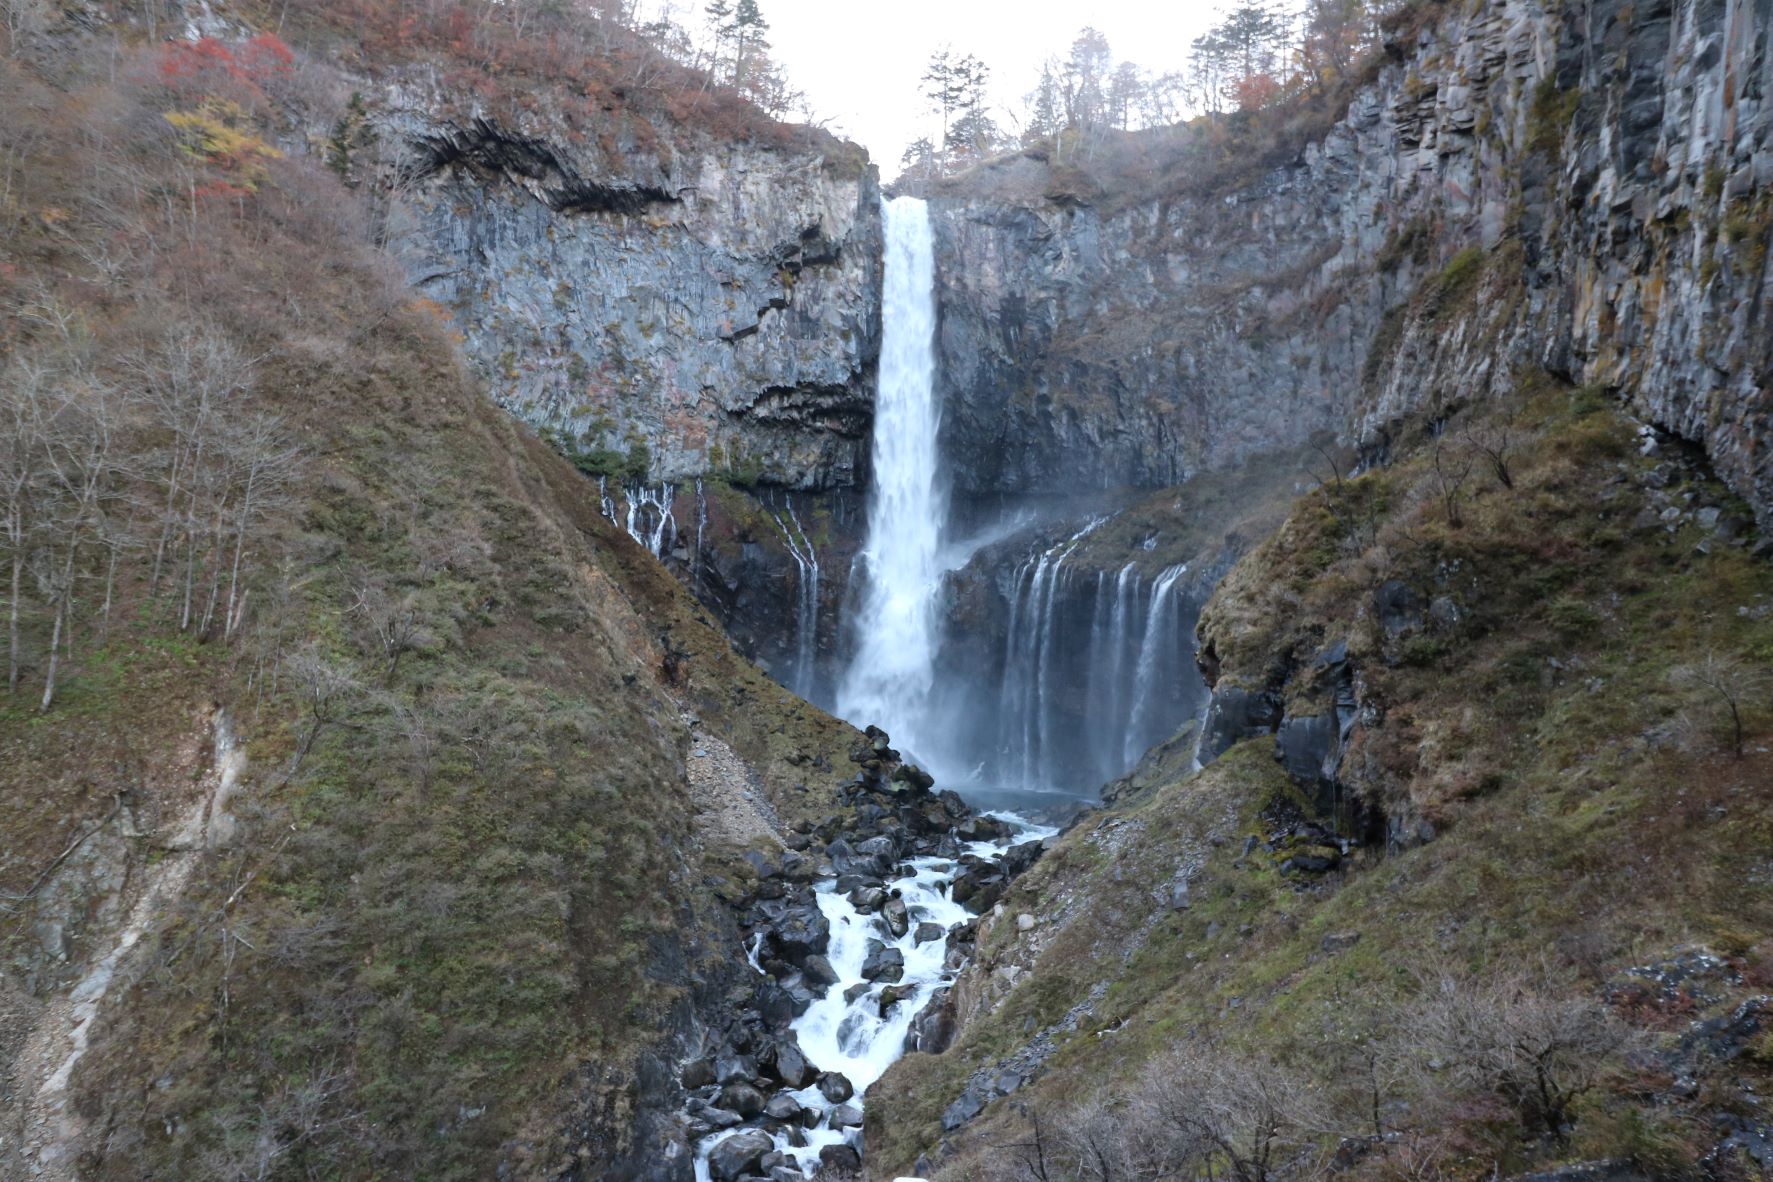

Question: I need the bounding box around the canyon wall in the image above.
[386,96,883,491]
[928,0,1773,524]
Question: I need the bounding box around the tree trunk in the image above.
[7,549,21,694]
[39,596,62,711]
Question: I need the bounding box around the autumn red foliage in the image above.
[156,33,294,98]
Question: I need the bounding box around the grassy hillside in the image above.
[0,21,853,1180]
[870,370,1773,1182]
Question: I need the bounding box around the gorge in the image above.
[2,2,1773,1182]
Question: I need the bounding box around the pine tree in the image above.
[730,0,768,88]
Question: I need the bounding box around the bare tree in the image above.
[218,412,301,642]
[0,360,56,693]
[1133,1040,1328,1182]
[1411,971,1634,1142]
[1462,408,1518,491]
[32,370,122,710]
[1670,651,1769,759]
[131,327,255,613]
[347,579,429,684]
[282,647,364,778]
[1429,437,1475,527]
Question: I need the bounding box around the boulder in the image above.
[801,954,840,987]
[756,983,796,1031]
[1374,579,1424,636]
[848,885,888,913]
[681,1057,716,1089]
[817,1071,854,1103]
[819,1143,862,1172]
[941,1088,987,1131]
[708,1130,775,1182]
[882,896,910,938]
[861,944,905,982]
[718,1083,766,1118]
[696,1106,743,1129]
[756,899,830,967]
[913,921,945,945]
[828,1103,863,1130]
[878,983,913,1014]
[1001,839,1045,876]
[764,1093,804,1122]
[715,1055,756,1085]
[764,1037,817,1089]
[907,988,956,1054]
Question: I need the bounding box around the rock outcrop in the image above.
[388,105,883,491]
[927,0,1773,526]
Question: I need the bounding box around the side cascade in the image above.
[977,548,1205,796]
[770,503,822,701]
[599,477,679,557]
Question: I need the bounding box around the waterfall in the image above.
[1125,564,1189,767]
[772,503,822,700]
[990,520,1105,793]
[837,197,943,745]
[599,478,679,558]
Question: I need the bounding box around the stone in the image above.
[1016,913,1035,932]
[941,1088,986,1131]
[913,921,945,945]
[1374,580,1424,636]
[715,1055,756,1085]
[698,1107,743,1129]
[816,1071,854,1103]
[878,983,912,1014]
[1321,931,1362,953]
[861,945,905,982]
[756,982,795,1031]
[681,1057,716,1089]
[801,954,840,987]
[847,886,887,913]
[708,1130,776,1182]
[828,1103,863,1130]
[764,1094,804,1123]
[819,1144,862,1172]
[882,896,910,937]
[718,1083,766,1118]
[765,1038,816,1089]
[906,988,956,1054]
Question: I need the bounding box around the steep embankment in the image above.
[927,0,1773,526]
[0,10,864,1180]
[873,371,1773,1182]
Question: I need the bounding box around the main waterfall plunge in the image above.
[836,197,945,743]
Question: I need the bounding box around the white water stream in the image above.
[696,817,1053,1181]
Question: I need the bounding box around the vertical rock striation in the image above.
[927,0,1773,524]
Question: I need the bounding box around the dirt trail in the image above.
[1,711,243,1182]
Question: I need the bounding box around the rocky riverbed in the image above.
[683,728,1053,1182]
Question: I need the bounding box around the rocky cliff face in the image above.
[928,0,1773,524]
[387,101,883,491]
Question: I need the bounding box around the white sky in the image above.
[647,0,1221,169]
